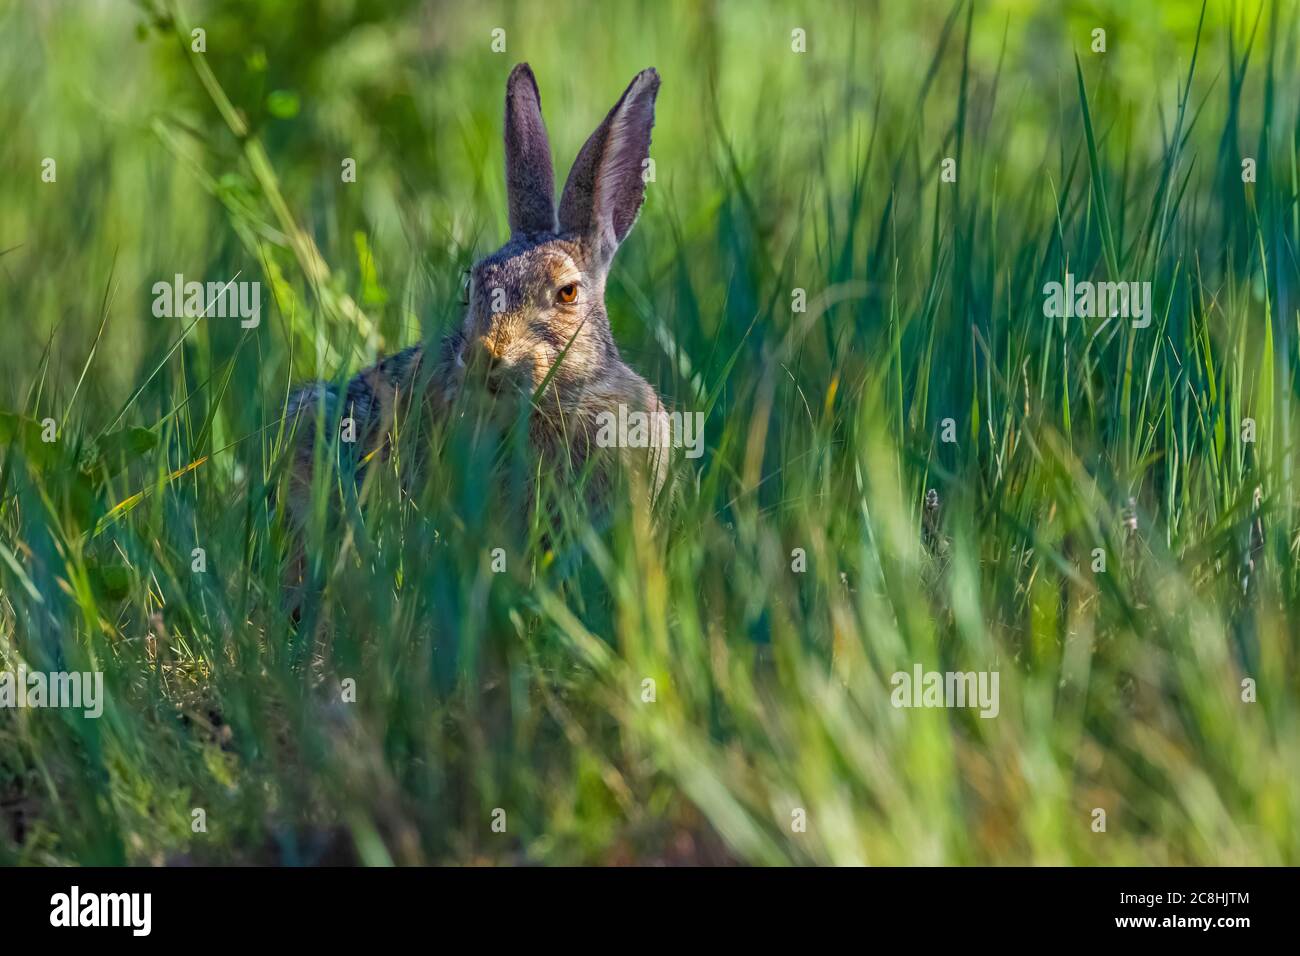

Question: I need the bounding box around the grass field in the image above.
[1,0,1297,865]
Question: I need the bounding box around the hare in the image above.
[282,64,669,546]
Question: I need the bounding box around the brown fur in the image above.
[282,64,668,561]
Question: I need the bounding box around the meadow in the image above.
[0,0,1297,865]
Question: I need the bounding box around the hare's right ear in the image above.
[504,63,556,236]
[558,68,660,264]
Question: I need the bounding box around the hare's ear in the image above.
[504,63,556,235]
[558,68,659,262]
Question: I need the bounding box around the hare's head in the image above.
[457,64,659,403]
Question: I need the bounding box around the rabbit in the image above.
[281,63,670,557]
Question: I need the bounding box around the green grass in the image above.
[0,0,1297,865]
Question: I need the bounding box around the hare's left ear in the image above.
[504,63,556,236]
[558,68,659,263]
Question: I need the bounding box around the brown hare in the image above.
[283,63,670,545]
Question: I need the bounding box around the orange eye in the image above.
[557,283,578,304]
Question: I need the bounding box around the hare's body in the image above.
[283,64,668,538]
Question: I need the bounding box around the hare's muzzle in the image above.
[466,337,524,397]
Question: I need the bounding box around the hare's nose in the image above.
[472,336,514,391]
[475,331,513,363]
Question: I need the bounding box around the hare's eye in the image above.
[556,283,579,305]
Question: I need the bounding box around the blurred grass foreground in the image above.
[1,0,1298,865]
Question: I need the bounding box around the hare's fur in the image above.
[283,64,667,540]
